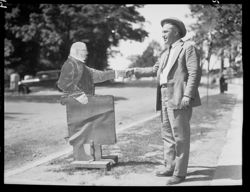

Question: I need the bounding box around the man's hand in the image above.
[180,96,191,109]
[115,68,134,79]
[115,70,126,79]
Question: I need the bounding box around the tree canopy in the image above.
[5,4,148,77]
[188,4,242,71]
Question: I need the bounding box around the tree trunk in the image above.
[220,50,224,73]
[25,41,40,76]
[229,53,232,68]
[86,41,108,70]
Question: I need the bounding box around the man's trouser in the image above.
[161,87,192,177]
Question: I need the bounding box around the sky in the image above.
[108,4,198,70]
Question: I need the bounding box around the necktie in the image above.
[161,45,172,72]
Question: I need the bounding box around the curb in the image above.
[210,82,242,185]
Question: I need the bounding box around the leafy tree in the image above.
[188,4,242,72]
[4,4,42,76]
[128,40,162,68]
[5,4,148,77]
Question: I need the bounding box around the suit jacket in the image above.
[57,56,115,96]
[134,40,202,110]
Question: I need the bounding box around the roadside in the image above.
[210,79,242,185]
[4,78,242,185]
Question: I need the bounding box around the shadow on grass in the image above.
[187,167,215,176]
[184,166,215,183]
[4,95,127,103]
[4,112,33,120]
[115,160,161,167]
[4,94,63,103]
[47,160,162,176]
[96,79,157,88]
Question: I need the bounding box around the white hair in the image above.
[69,42,87,62]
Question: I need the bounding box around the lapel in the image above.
[158,47,169,71]
[166,40,184,75]
[156,47,169,79]
[157,41,184,80]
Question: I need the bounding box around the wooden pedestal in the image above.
[71,155,118,171]
[71,143,118,171]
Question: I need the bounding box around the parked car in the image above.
[18,70,61,93]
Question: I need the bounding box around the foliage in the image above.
[4,4,42,76]
[128,40,162,68]
[188,4,242,70]
[5,4,148,77]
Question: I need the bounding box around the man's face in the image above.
[162,23,179,46]
[78,47,88,61]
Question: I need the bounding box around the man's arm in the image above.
[133,60,160,78]
[183,43,202,99]
[89,68,116,84]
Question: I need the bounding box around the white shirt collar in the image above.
[170,39,182,49]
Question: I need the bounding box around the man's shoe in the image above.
[155,169,174,177]
[165,176,185,185]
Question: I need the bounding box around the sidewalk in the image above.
[210,79,243,185]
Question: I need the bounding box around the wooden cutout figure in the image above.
[57,42,127,164]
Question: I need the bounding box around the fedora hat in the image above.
[161,17,186,38]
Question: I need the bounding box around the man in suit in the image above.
[128,18,202,185]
